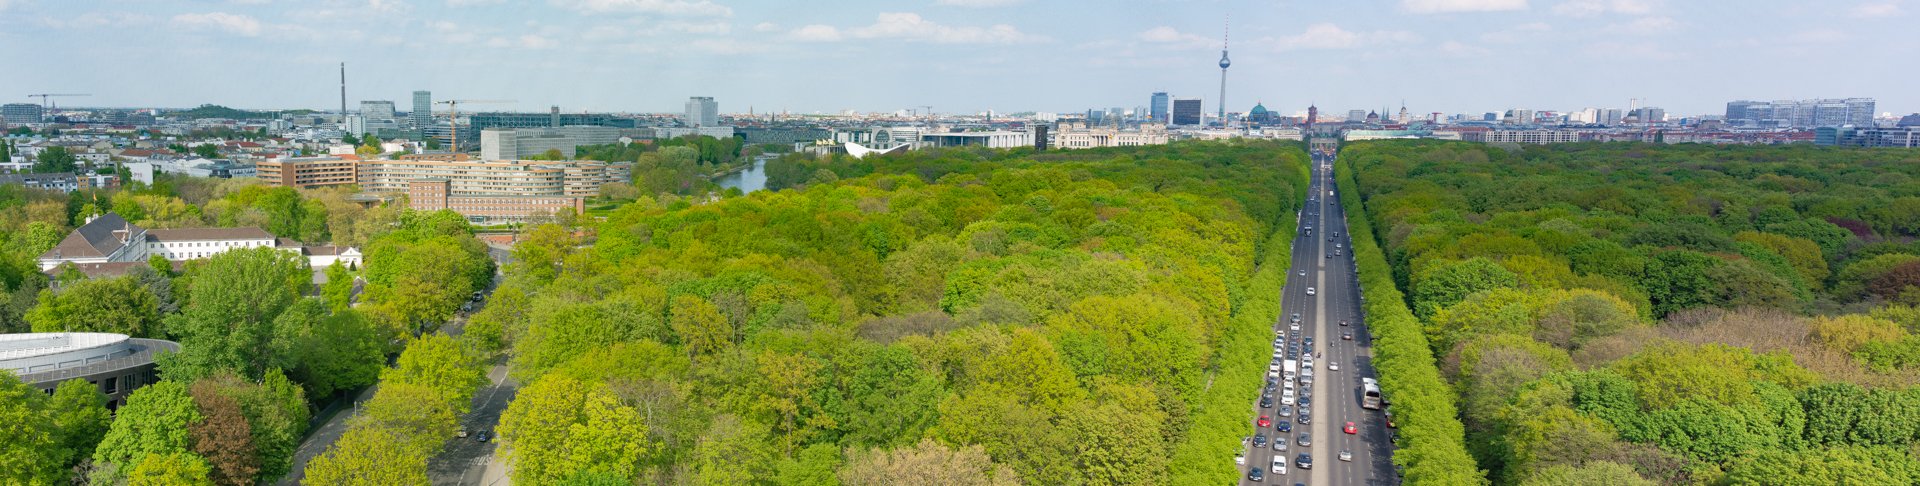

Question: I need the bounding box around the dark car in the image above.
[1297,413,1312,425]
[1303,337,1315,347]
[1260,397,1273,408]
[1299,396,1312,407]
[474,431,492,443]
[1339,320,1349,326]
[1276,421,1292,433]
[1253,434,1268,448]
[1296,453,1313,469]
[1249,467,1264,482]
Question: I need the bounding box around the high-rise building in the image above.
[1347,110,1368,122]
[1171,98,1202,126]
[411,91,432,128]
[3,103,44,125]
[1150,92,1170,124]
[685,96,718,127]
[1724,98,1875,127]
[361,100,395,121]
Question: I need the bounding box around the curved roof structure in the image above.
[845,142,907,159]
[0,332,179,383]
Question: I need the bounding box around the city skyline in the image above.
[0,0,1913,116]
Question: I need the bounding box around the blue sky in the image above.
[1,0,1912,117]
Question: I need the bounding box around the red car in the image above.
[1344,422,1357,434]
[1258,415,1272,428]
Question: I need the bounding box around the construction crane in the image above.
[27,93,91,112]
[434,99,513,152]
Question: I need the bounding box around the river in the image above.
[716,156,770,194]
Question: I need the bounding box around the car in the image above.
[1276,422,1292,433]
[1290,313,1301,323]
[1325,253,1331,259]
[1296,453,1313,470]
[1272,438,1288,452]
[1334,250,1341,256]
[1260,397,1273,408]
[1289,322,1300,331]
[1272,455,1289,474]
[1298,433,1312,447]
[1303,337,1315,347]
[1342,331,1353,340]
[1269,363,1282,373]
[1249,467,1264,482]
[1297,413,1312,425]
[1340,320,1349,326]
[1278,405,1294,417]
[1339,450,1353,462]
[1336,244,1343,249]
[1281,393,1295,406]
[1298,270,1306,276]
[1257,415,1271,427]
[1345,422,1358,434]
[456,427,469,438]
[1328,237,1334,242]
[1236,451,1247,466]
[474,431,492,443]
[1253,434,1268,448]
[1329,362,1340,371]
[1306,287,1316,295]
[1299,396,1312,407]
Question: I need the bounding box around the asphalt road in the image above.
[1240,149,1397,486]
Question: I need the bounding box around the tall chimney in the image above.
[339,62,347,119]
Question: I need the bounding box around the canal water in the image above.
[716,156,770,194]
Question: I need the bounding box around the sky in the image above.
[0,0,1913,118]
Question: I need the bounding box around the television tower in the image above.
[1218,18,1231,128]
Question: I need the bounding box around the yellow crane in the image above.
[434,99,514,152]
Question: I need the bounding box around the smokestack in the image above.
[339,62,347,117]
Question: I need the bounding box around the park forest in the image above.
[1338,140,1920,485]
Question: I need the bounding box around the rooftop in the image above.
[0,332,127,362]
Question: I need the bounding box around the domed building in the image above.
[1248,102,1273,125]
[0,332,179,410]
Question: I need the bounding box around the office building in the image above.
[255,157,359,189]
[361,100,395,121]
[411,91,432,128]
[1,332,180,410]
[918,130,1033,149]
[656,126,737,139]
[1485,129,1586,144]
[407,179,585,224]
[685,96,718,128]
[470,112,635,131]
[1725,98,1875,127]
[3,103,43,125]
[1171,98,1203,126]
[1150,92,1169,124]
[1818,126,1920,148]
[358,154,629,197]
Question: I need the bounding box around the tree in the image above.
[0,372,65,485]
[186,388,258,486]
[95,381,202,478]
[839,439,1021,486]
[191,144,221,159]
[35,146,77,173]
[1640,250,1721,318]
[1413,257,1520,318]
[301,426,429,486]
[49,378,113,470]
[381,334,486,414]
[127,451,215,486]
[161,247,308,380]
[1809,315,1908,353]
[669,295,731,361]
[27,276,162,337]
[498,374,650,485]
[1519,461,1653,486]
[687,414,776,486]
[286,308,385,398]
[1532,289,1639,350]
[352,383,457,455]
[841,346,944,447]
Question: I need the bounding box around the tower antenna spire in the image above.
[1218,16,1231,129]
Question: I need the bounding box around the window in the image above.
[104,377,118,394]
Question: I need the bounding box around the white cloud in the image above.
[518,34,558,48]
[788,24,842,42]
[581,25,628,41]
[688,38,768,54]
[1849,1,1904,17]
[172,12,264,36]
[1614,16,1676,33]
[1401,0,1528,14]
[792,13,1045,44]
[1137,26,1214,48]
[753,21,779,32]
[1269,23,1419,50]
[1787,29,1851,43]
[935,0,1024,6]
[1479,22,1549,42]
[1552,0,1655,17]
[548,0,732,16]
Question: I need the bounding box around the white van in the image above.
[1272,456,1288,474]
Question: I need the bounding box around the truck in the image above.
[1283,360,1298,381]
